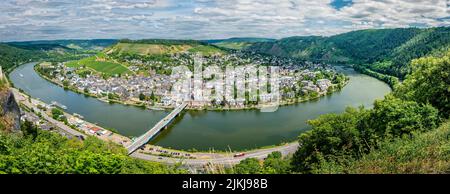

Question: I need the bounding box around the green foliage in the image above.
[354,63,400,88]
[291,97,439,173]
[21,120,38,140]
[263,151,291,174]
[0,129,187,174]
[139,93,146,101]
[51,108,64,120]
[232,151,291,174]
[76,56,131,75]
[110,41,225,56]
[233,158,262,174]
[359,96,439,143]
[394,51,450,118]
[327,120,450,174]
[0,44,46,72]
[291,107,367,173]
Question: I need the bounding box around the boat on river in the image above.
[51,101,67,110]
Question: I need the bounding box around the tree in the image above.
[51,108,64,120]
[233,158,262,174]
[139,93,146,101]
[150,91,155,101]
[394,51,450,118]
[21,120,38,140]
[0,129,187,174]
[263,151,290,174]
[358,96,439,144]
[291,107,366,173]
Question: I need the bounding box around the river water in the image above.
[9,62,391,151]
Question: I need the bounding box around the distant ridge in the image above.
[245,27,450,78]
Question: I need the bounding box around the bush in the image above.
[0,129,187,174]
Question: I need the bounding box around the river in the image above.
[9,62,391,151]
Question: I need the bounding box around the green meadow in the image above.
[66,56,131,75]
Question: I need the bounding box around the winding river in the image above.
[9,62,391,151]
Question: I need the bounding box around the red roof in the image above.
[89,126,102,132]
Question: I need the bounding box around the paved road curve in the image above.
[131,142,299,168]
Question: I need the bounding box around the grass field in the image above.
[109,42,225,56]
[65,56,131,75]
[213,42,252,50]
[187,45,225,55]
[111,43,192,55]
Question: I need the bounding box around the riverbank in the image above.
[353,65,400,89]
[35,62,349,112]
[12,85,300,165]
[10,62,391,151]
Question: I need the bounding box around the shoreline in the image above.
[34,63,349,112]
[9,61,389,166]
[11,79,300,163]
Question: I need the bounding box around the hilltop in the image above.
[106,39,226,56]
[246,27,450,78]
[61,39,228,76]
[0,39,118,73]
[204,37,276,50]
[6,39,118,51]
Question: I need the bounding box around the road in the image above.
[14,89,299,168]
[12,88,85,138]
[131,142,299,167]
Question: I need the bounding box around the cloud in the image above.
[0,0,448,41]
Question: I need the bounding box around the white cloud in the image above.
[0,0,448,41]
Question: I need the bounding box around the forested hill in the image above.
[0,44,46,72]
[0,39,118,72]
[246,27,450,78]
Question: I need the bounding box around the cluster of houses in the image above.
[66,115,109,136]
[43,52,340,109]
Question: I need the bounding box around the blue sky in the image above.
[0,0,449,41]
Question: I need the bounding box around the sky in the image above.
[0,0,449,41]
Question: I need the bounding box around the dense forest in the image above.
[0,44,47,72]
[246,27,450,79]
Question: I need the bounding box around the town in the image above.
[36,51,348,110]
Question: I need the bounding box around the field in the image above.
[108,42,225,56]
[109,43,192,55]
[66,56,131,75]
[213,42,252,50]
[187,45,225,55]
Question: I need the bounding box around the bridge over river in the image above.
[127,102,188,154]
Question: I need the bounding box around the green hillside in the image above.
[0,40,113,73]
[107,39,226,56]
[7,39,118,51]
[67,55,131,75]
[0,123,186,174]
[206,37,276,50]
[341,120,450,174]
[232,50,450,174]
[246,27,450,78]
[0,44,46,72]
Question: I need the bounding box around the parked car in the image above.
[233,153,245,157]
